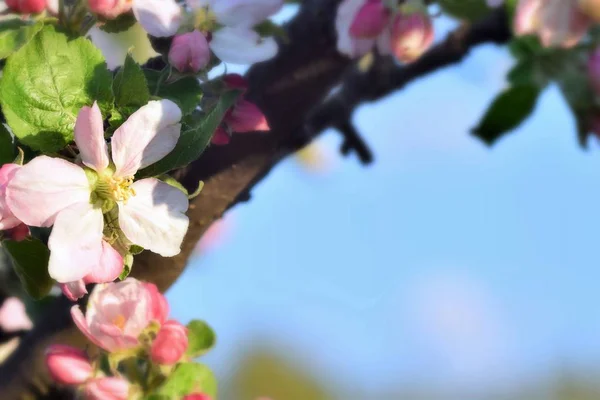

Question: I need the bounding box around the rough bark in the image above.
[0,2,511,398]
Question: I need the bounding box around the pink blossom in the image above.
[45,345,93,386]
[150,320,188,364]
[183,394,212,400]
[89,0,132,19]
[211,126,231,145]
[6,0,46,13]
[60,280,89,302]
[71,279,154,352]
[83,377,130,400]
[335,0,392,58]
[144,282,169,324]
[390,11,434,63]
[349,0,389,39]
[515,0,591,48]
[134,0,283,64]
[0,164,22,231]
[4,223,30,241]
[0,297,32,332]
[6,100,188,283]
[169,30,211,73]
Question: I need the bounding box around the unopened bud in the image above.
[45,345,93,386]
[84,377,130,400]
[349,0,389,39]
[88,0,132,19]
[151,320,189,365]
[169,30,211,73]
[390,11,434,63]
[225,100,270,133]
[6,0,46,14]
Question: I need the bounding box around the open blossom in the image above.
[45,345,93,385]
[6,100,189,284]
[0,164,22,231]
[88,0,132,19]
[336,0,433,62]
[84,377,130,400]
[133,0,283,64]
[71,279,164,352]
[515,0,591,48]
[211,74,269,145]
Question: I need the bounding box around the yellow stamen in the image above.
[113,314,126,330]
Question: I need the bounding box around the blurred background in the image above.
[6,5,600,400]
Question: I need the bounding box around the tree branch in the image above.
[0,4,511,397]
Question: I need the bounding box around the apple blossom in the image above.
[6,0,46,13]
[390,11,434,63]
[150,320,188,364]
[83,377,130,400]
[0,164,22,231]
[133,0,283,64]
[45,345,93,385]
[514,0,591,48]
[71,279,156,352]
[336,0,392,58]
[6,100,189,284]
[349,0,390,39]
[144,282,169,324]
[4,223,29,241]
[88,0,132,19]
[0,297,32,332]
[169,30,211,73]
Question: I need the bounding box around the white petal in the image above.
[133,0,182,37]
[111,100,182,178]
[5,156,91,227]
[74,102,109,172]
[212,0,283,28]
[48,203,104,283]
[118,178,189,257]
[210,27,278,64]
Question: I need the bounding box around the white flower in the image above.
[6,100,189,283]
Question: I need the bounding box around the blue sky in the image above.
[165,11,600,399]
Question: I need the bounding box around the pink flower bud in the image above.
[45,345,93,386]
[84,377,130,400]
[60,280,88,302]
[580,0,600,22]
[0,164,23,231]
[224,100,270,133]
[390,11,434,63]
[223,74,249,91]
[183,394,212,400]
[88,0,132,19]
[144,282,169,324]
[169,30,211,74]
[150,320,188,365]
[6,0,46,13]
[211,126,231,145]
[349,0,390,39]
[5,223,29,241]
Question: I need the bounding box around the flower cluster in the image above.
[46,279,212,399]
[335,0,434,63]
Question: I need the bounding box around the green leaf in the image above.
[186,320,216,358]
[437,0,492,21]
[3,238,53,299]
[145,70,203,115]
[0,124,15,165]
[99,13,137,34]
[138,90,240,177]
[0,24,114,152]
[0,19,43,60]
[113,53,150,109]
[472,85,541,145]
[156,363,217,399]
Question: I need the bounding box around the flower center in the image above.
[95,174,136,204]
[193,7,217,32]
[112,314,126,331]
